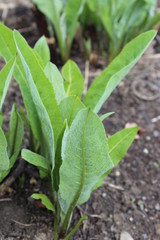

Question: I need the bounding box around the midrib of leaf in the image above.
[66,63,72,96]
[61,109,89,233]
[68,96,78,125]
[109,128,135,155]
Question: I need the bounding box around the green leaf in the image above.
[108,126,138,166]
[59,108,113,214]
[32,0,62,27]
[83,30,156,113]
[13,30,63,168]
[62,60,84,98]
[0,112,3,126]
[64,0,86,47]
[0,23,43,146]
[22,149,49,173]
[8,104,24,167]
[100,112,114,121]
[32,0,66,61]
[44,62,65,104]
[91,126,138,192]
[0,127,10,171]
[34,36,50,66]
[146,13,160,30]
[65,215,88,240]
[59,95,85,126]
[32,193,55,212]
[0,57,16,110]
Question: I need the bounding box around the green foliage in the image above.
[0,104,24,183]
[83,31,156,113]
[32,193,55,212]
[0,25,156,239]
[81,0,160,60]
[32,0,86,62]
[34,36,50,66]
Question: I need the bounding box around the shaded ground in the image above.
[0,1,160,240]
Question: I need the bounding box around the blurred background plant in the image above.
[32,0,160,63]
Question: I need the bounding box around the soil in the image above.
[0,1,160,240]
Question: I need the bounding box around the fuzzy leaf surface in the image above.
[34,36,50,66]
[59,108,113,213]
[0,57,15,110]
[108,126,138,166]
[0,24,43,144]
[83,30,156,113]
[59,95,85,126]
[8,104,24,167]
[0,127,9,171]
[44,62,65,104]
[62,60,84,98]
[22,149,49,172]
[13,30,63,168]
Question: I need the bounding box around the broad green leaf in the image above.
[33,49,45,69]
[0,24,43,145]
[108,126,138,166]
[0,57,15,110]
[22,149,49,172]
[44,62,65,104]
[62,60,84,98]
[0,170,9,183]
[92,126,138,192]
[59,95,85,126]
[100,112,114,121]
[8,104,24,162]
[32,0,62,26]
[13,30,63,168]
[83,30,156,113]
[59,108,113,214]
[32,193,55,212]
[32,0,66,60]
[34,36,50,66]
[0,127,9,171]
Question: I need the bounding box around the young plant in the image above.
[0,24,156,239]
[32,0,86,62]
[0,58,24,183]
[82,0,160,61]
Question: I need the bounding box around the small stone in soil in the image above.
[102,192,107,198]
[155,203,160,211]
[120,231,134,240]
[153,130,159,138]
[115,170,120,177]
[143,148,149,154]
[129,217,133,222]
[142,233,148,240]
[142,196,147,201]
[146,136,151,141]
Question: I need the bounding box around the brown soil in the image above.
[0,1,160,240]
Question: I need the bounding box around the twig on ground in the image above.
[0,198,12,202]
[151,115,160,123]
[11,219,32,227]
[107,183,124,191]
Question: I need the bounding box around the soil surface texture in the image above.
[0,1,160,240]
